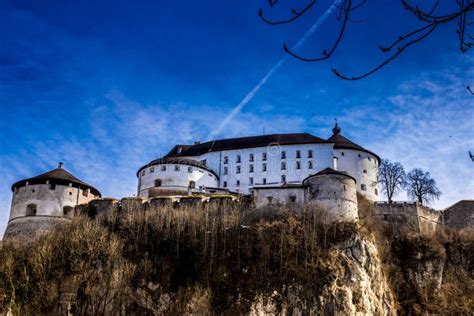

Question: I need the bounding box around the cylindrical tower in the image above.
[136,157,219,198]
[303,168,358,222]
[4,163,101,239]
[327,123,380,201]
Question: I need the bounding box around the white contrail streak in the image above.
[208,0,342,140]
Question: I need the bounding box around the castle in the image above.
[3,124,471,238]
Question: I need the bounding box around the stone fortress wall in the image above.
[374,202,442,235]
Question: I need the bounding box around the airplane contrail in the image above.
[208,0,342,140]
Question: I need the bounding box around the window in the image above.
[281,175,286,183]
[236,180,240,187]
[262,152,267,161]
[155,179,162,187]
[63,206,73,217]
[368,157,372,161]
[32,189,35,193]
[296,150,301,158]
[262,163,267,172]
[281,162,286,170]
[363,169,367,174]
[201,159,207,166]
[296,161,301,170]
[290,196,297,203]
[26,204,37,216]
[189,181,196,189]
[141,170,145,176]
[161,165,166,171]
[174,165,180,171]
[82,189,89,197]
[341,152,345,156]
[223,166,228,175]
[249,164,254,173]
[281,151,286,159]
[223,181,227,188]
[249,177,254,185]
[224,156,228,164]
[150,167,155,173]
[267,196,273,204]
[263,178,267,185]
[236,166,241,174]
[361,184,367,191]
[50,183,56,190]
[188,166,193,173]
[249,154,254,162]
[375,188,378,196]
[236,155,241,163]
[308,161,313,169]
[308,150,313,158]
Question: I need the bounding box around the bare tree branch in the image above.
[260,0,474,80]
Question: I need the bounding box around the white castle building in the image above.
[136,124,381,202]
[3,124,381,238]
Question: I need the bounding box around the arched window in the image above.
[155,179,162,187]
[361,184,367,191]
[26,204,37,216]
[63,206,74,217]
[189,181,196,189]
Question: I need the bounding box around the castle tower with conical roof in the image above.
[4,163,101,239]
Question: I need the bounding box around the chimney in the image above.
[58,162,64,169]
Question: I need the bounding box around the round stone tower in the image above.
[136,157,219,198]
[4,163,101,239]
[303,168,358,222]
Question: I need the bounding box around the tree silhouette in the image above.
[379,159,406,203]
[259,0,473,80]
[404,168,442,204]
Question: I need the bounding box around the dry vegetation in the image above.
[358,194,474,315]
[0,199,472,315]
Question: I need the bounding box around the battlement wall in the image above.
[374,202,442,235]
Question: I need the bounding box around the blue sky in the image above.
[0,0,473,237]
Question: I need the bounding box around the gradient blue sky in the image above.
[1,0,473,237]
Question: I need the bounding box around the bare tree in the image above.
[259,0,474,80]
[404,168,442,204]
[379,159,406,203]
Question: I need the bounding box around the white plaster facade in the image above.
[138,161,218,198]
[334,148,379,201]
[137,128,380,201]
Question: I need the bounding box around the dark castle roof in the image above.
[138,126,379,174]
[303,168,357,184]
[136,157,218,178]
[165,133,330,157]
[11,164,101,196]
[327,124,381,163]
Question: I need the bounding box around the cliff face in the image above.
[250,233,397,315]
